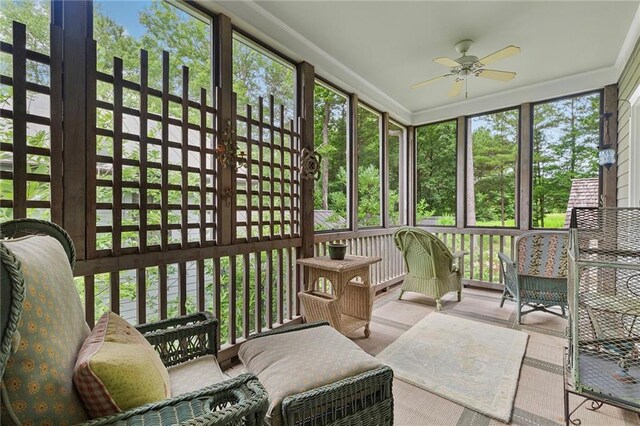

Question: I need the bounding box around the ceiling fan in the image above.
[411,39,521,98]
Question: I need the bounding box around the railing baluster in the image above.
[159,264,168,320]
[243,253,250,338]
[229,255,237,344]
[469,236,475,280]
[255,251,262,333]
[266,249,273,329]
[479,235,484,282]
[499,235,505,283]
[489,235,494,282]
[277,248,284,325]
[136,267,146,324]
[178,262,187,316]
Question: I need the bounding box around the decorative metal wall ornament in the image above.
[221,186,234,207]
[216,119,247,169]
[300,148,321,181]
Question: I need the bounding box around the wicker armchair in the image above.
[498,231,569,324]
[0,219,268,425]
[393,227,464,310]
[240,322,394,426]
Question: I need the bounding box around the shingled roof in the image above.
[565,178,599,227]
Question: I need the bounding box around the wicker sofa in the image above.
[0,219,268,425]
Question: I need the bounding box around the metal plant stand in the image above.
[566,207,640,422]
[564,348,636,425]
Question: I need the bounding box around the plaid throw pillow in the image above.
[73,312,171,418]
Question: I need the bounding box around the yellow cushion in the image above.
[73,312,171,418]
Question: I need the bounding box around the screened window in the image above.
[91,1,213,323]
[232,33,295,122]
[1,0,53,223]
[313,81,348,231]
[415,121,457,226]
[94,0,211,98]
[467,109,519,227]
[357,104,382,227]
[388,121,407,226]
[532,92,600,228]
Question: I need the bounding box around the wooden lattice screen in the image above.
[0,22,63,224]
[1,21,303,354]
[235,95,301,241]
[88,44,219,257]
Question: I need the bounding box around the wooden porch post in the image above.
[519,103,532,230]
[350,94,359,231]
[381,112,390,228]
[456,116,466,228]
[406,125,415,226]
[56,0,92,260]
[296,61,315,258]
[603,84,618,207]
[214,13,234,245]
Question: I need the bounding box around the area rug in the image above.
[376,312,528,422]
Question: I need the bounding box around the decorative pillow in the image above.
[1,235,90,424]
[73,312,171,418]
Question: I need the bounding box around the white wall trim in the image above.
[412,66,618,125]
[629,86,640,207]
[202,1,636,126]
[615,3,640,78]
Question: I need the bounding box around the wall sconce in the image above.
[599,112,616,170]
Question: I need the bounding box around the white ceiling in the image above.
[201,1,640,124]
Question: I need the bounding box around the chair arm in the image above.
[78,373,268,426]
[246,321,330,341]
[498,252,519,298]
[451,251,468,272]
[136,312,218,366]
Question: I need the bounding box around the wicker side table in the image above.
[297,255,381,337]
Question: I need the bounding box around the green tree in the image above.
[416,121,456,224]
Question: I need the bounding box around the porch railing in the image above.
[314,229,405,291]
[315,227,524,292]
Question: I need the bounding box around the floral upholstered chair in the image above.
[0,219,267,425]
[498,231,569,324]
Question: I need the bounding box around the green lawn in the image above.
[473,212,567,229]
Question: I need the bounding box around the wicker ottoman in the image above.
[239,322,393,426]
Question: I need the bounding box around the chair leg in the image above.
[561,305,566,317]
[398,290,404,300]
[499,288,508,308]
[436,299,442,311]
[457,290,461,302]
[516,303,522,325]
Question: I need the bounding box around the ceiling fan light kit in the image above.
[412,39,521,98]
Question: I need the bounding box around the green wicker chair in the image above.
[0,219,268,425]
[240,322,393,426]
[498,231,569,324]
[393,227,464,310]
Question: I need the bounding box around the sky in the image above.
[95,0,151,39]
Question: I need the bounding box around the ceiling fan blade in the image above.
[433,57,460,68]
[449,80,464,97]
[477,45,520,66]
[411,74,449,89]
[476,69,516,82]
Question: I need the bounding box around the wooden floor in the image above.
[229,286,640,426]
